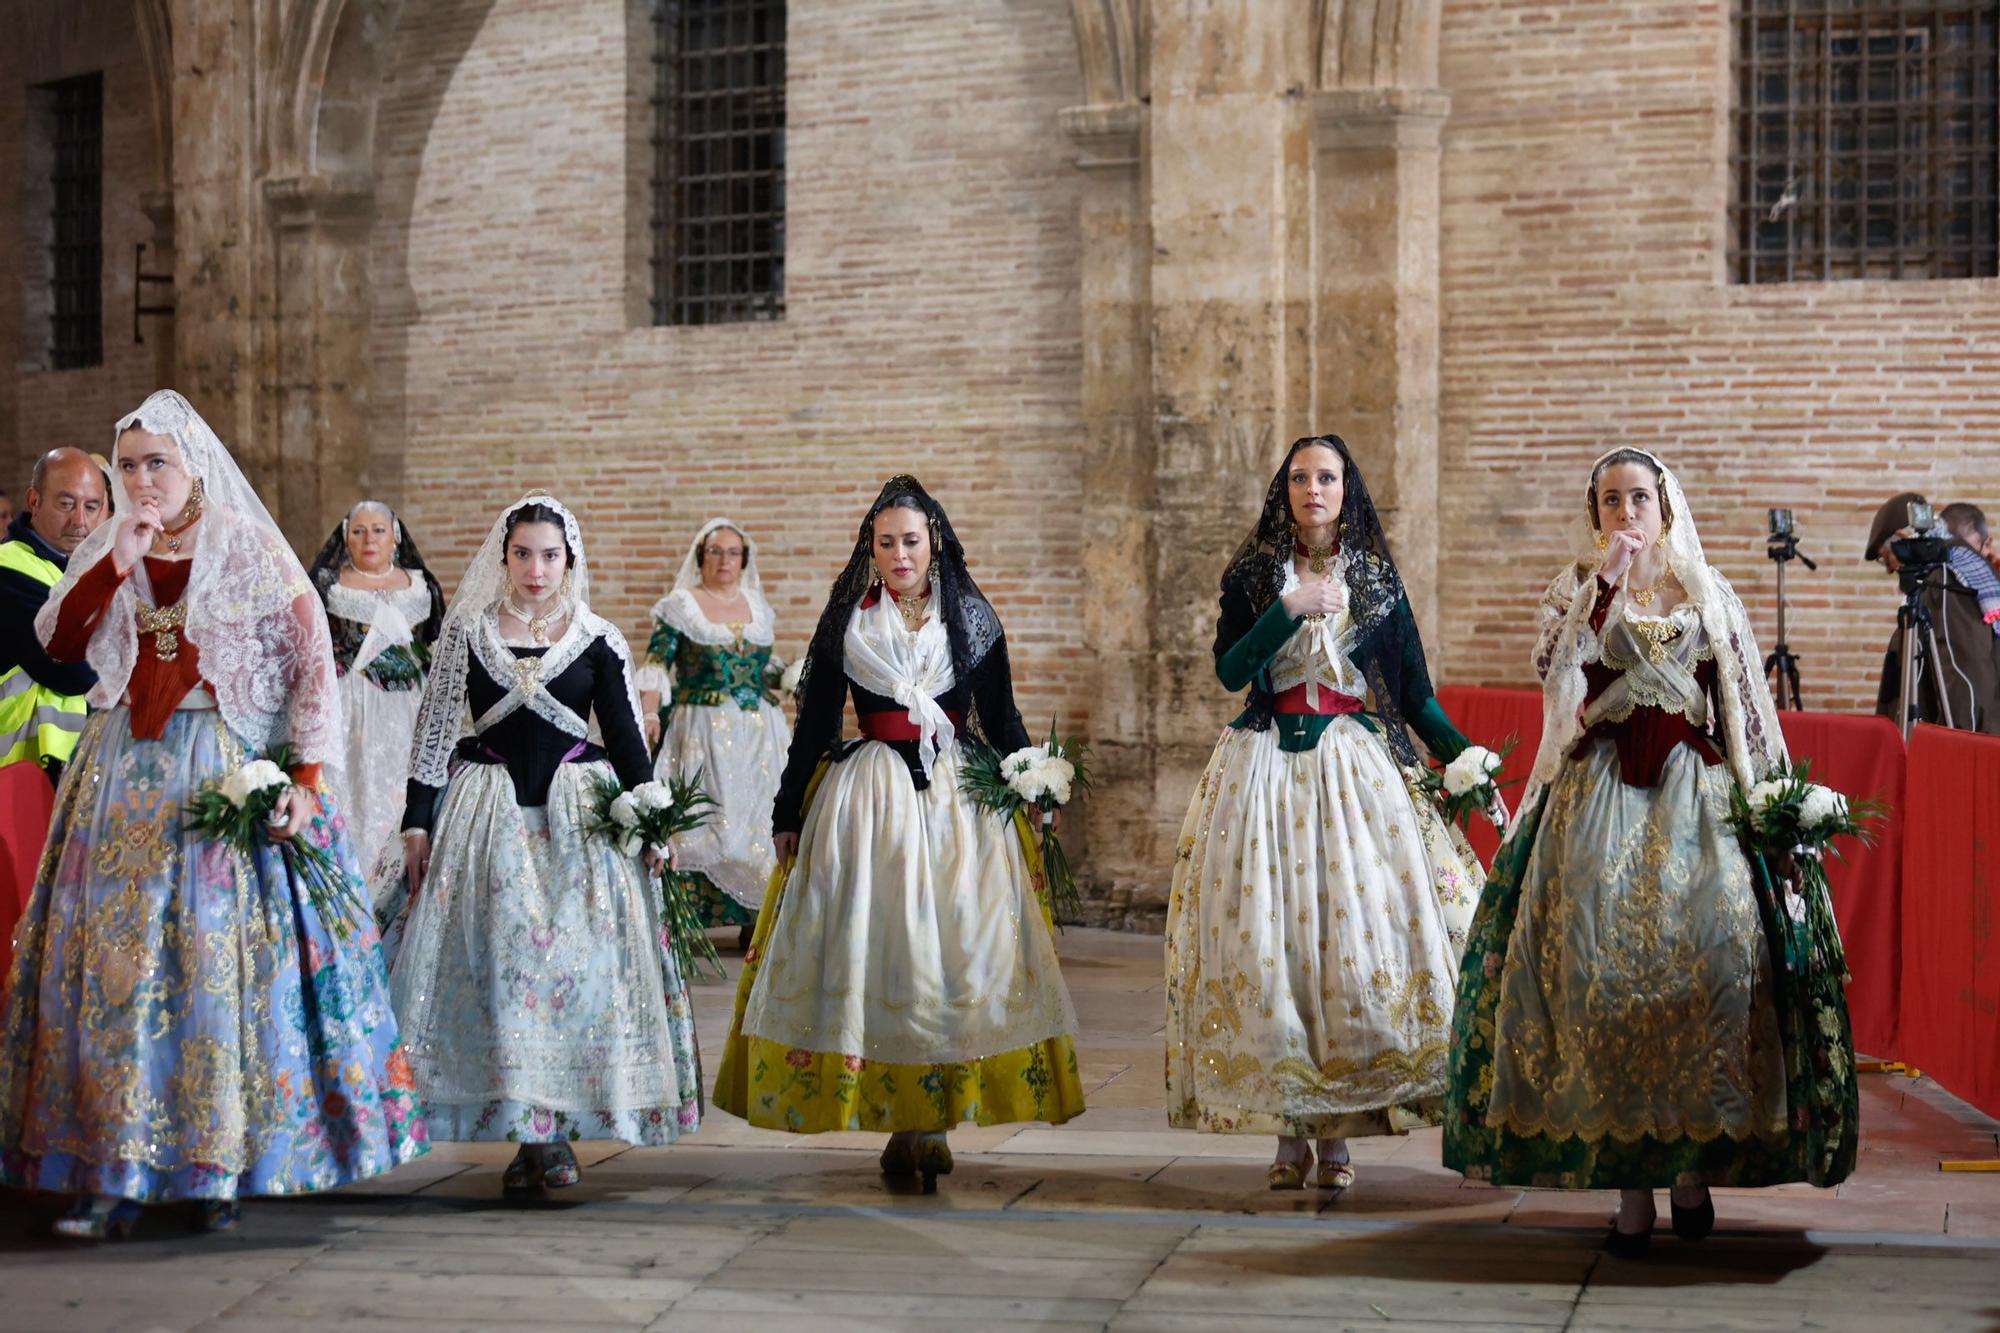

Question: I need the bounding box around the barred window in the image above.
[1731,3,1998,282]
[44,72,104,368]
[650,0,786,326]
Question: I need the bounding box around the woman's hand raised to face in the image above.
[1597,528,1647,585]
[111,501,164,574]
[1282,577,1347,621]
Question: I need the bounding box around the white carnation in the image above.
[632,781,674,814]
[1747,780,1787,813]
[1441,748,1497,797]
[779,658,804,694]
[619,832,643,858]
[609,792,640,829]
[1800,785,1847,829]
[222,759,290,809]
[1002,747,1043,778]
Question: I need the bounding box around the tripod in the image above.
[1895,565,1957,740]
[1764,533,1814,710]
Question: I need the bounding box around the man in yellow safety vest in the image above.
[0,448,109,787]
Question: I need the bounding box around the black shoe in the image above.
[1670,1195,1715,1241]
[1605,1224,1652,1260]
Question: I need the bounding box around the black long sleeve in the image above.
[0,568,97,696]
[403,633,648,833]
[772,653,850,836]
[594,639,654,789]
[968,634,1031,756]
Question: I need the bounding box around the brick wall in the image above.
[1436,0,2000,712]
[0,0,164,497]
[370,0,1090,729]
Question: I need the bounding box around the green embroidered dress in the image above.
[1445,556,1858,1190]
[635,587,789,928]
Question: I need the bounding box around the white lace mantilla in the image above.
[649,587,774,648]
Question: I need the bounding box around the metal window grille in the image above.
[46,72,105,368]
[1731,2,1999,282]
[651,0,786,326]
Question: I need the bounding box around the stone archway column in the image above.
[1310,87,1450,648]
[1060,100,1159,926]
[262,173,376,549]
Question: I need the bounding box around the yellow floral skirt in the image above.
[714,763,1085,1133]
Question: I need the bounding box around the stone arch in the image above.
[132,0,173,194]
[267,0,405,179]
[1068,0,1145,106]
[1313,0,1441,91]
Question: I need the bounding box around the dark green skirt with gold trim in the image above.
[1444,792,1858,1190]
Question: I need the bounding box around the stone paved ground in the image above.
[6,928,1998,1331]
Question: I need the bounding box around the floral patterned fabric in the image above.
[714,765,1085,1133]
[0,707,428,1202]
[383,762,701,1145]
[688,872,756,930]
[1445,749,1859,1189]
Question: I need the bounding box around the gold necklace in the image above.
[1628,565,1676,607]
[152,480,205,555]
[136,600,189,661]
[1295,538,1337,576]
[502,597,562,646]
[894,588,930,631]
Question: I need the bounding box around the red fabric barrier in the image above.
[1434,685,1544,868]
[1776,712,1906,1059]
[1898,724,2000,1120]
[0,763,55,994]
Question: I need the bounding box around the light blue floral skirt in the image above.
[0,707,429,1203]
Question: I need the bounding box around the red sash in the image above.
[1272,684,1364,716]
[857,709,965,742]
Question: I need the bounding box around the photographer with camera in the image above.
[1865,492,2000,735]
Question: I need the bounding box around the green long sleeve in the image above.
[1216,598,1303,693]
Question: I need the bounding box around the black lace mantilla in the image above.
[1214,434,1433,766]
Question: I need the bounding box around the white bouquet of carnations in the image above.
[1002,746,1078,810]
[185,744,365,939]
[1413,739,1516,832]
[1731,761,1877,871]
[587,771,724,981]
[960,723,1093,926]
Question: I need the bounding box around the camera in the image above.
[1767,508,1793,538]
[1908,500,1935,532]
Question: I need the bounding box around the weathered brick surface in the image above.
[1435,0,2000,711]
[368,0,1092,735]
[0,0,169,491]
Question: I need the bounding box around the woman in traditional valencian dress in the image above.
[0,391,426,1239]
[715,476,1083,1191]
[635,518,790,944]
[1165,434,1486,1195]
[1444,448,1858,1257]
[382,495,700,1197]
[308,501,445,875]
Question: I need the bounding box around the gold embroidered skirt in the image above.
[1165,719,1478,1137]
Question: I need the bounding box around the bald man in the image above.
[0,448,108,783]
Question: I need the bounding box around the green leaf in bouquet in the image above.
[658,868,727,985]
[956,737,1025,818]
